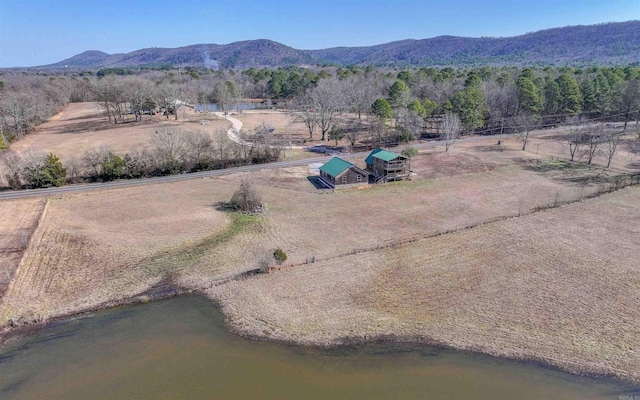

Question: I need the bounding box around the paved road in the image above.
[0,133,522,200]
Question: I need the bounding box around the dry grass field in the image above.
[500,131,640,173]
[1,133,638,383]
[0,199,46,298]
[0,180,239,324]
[209,186,640,383]
[7,102,231,163]
[235,110,314,143]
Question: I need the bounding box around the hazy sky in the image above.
[1,0,638,67]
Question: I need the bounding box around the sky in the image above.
[0,0,639,67]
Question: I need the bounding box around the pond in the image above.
[195,103,270,112]
[0,295,634,399]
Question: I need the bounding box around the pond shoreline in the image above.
[1,286,638,391]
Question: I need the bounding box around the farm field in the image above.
[7,102,231,163]
[0,134,638,384]
[209,186,640,384]
[0,198,46,298]
[499,130,640,173]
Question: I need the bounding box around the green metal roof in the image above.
[366,149,402,163]
[319,157,353,177]
[365,148,383,165]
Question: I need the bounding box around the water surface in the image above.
[0,295,634,399]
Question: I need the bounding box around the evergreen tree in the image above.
[371,98,393,122]
[543,77,561,115]
[408,100,426,118]
[594,74,611,116]
[517,76,543,115]
[101,152,125,181]
[388,80,410,108]
[580,79,598,114]
[556,74,583,115]
[42,153,67,187]
[450,86,486,129]
[421,98,438,117]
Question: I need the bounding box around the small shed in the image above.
[365,149,410,183]
[318,157,369,189]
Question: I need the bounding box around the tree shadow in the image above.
[211,201,235,212]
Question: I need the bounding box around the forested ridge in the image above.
[28,21,640,70]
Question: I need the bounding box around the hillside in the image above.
[39,21,640,69]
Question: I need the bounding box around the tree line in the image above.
[3,127,282,189]
[2,64,640,188]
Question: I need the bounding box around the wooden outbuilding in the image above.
[365,149,410,183]
[318,157,369,189]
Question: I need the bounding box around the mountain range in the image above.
[40,21,640,69]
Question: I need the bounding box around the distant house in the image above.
[318,157,369,189]
[365,149,410,183]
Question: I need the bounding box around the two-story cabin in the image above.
[365,149,410,183]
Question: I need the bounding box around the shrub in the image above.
[229,181,263,213]
[401,146,419,158]
[273,248,287,265]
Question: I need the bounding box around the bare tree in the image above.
[185,130,213,168]
[156,82,181,120]
[368,118,390,147]
[3,151,23,188]
[601,129,621,168]
[308,78,345,141]
[345,120,364,150]
[65,157,84,183]
[440,112,461,152]
[343,74,380,119]
[153,127,186,171]
[213,80,239,112]
[0,90,39,139]
[566,116,589,162]
[583,124,604,165]
[96,75,126,123]
[214,127,230,160]
[123,77,156,122]
[229,180,263,213]
[289,99,317,139]
[397,108,424,141]
[511,112,538,151]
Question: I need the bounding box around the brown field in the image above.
[0,198,46,298]
[1,134,638,384]
[235,110,312,142]
[500,130,640,173]
[8,102,231,163]
[209,186,640,383]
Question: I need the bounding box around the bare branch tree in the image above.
[308,78,345,141]
[440,112,461,152]
[156,82,182,120]
[601,128,621,168]
[566,116,589,162]
[343,74,380,119]
[511,112,538,151]
[583,124,604,165]
[289,99,317,139]
[185,130,213,168]
[153,127,186,172]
